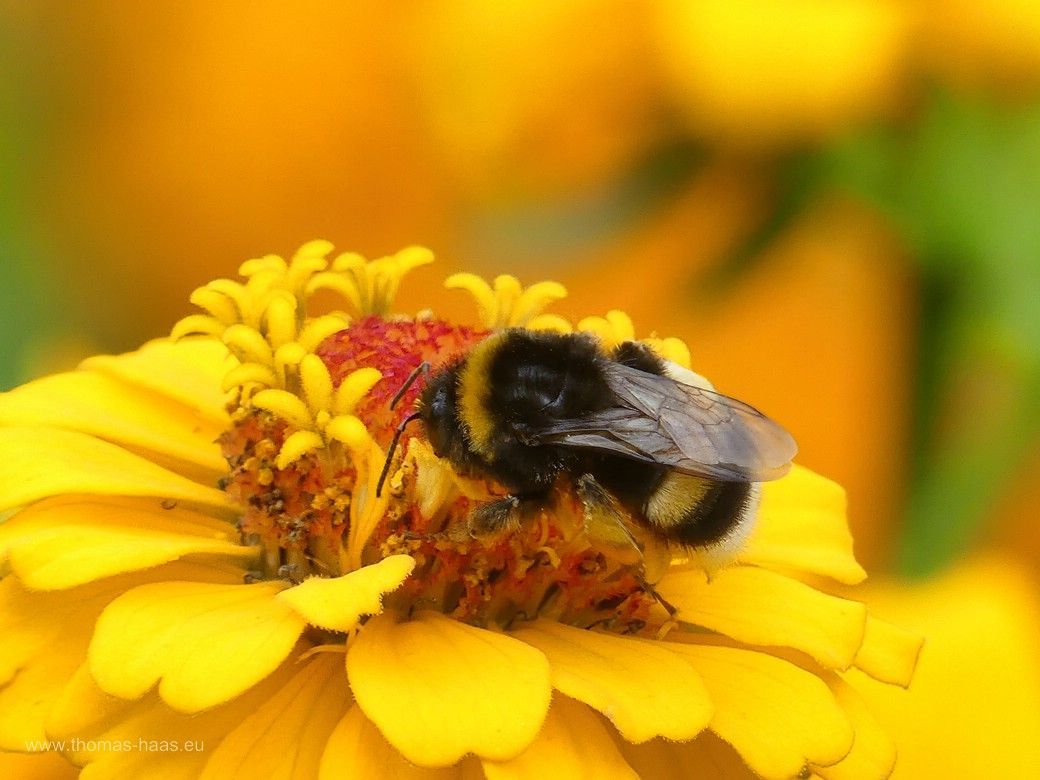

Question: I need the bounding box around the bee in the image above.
[381,329,797,554]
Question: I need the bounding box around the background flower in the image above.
[4,2,1040,776]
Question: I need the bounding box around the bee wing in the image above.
[529,361,797,482]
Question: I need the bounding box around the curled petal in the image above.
[298,315,350,353]
[171,314,225,340]
[276,430,325,469]
[306,272,364,315]
[274,341,307,383]
[222,324,274,365]
[510,280,568,326]
[300,354,334,415]
[525,314,573,333]
[644,336,691,368]
[221,362,279,392]
[332,367,382,416]
[263,293,298,350]
[251,389,315,431]
[325,414,372,452]
[578,310,635,347]
[445,272,496,327]
[276,555,415,632]
[239,253,288,278]
[189,286,240,325]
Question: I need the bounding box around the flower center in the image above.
[222,317,667,635]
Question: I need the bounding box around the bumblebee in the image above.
[394,329,797,552]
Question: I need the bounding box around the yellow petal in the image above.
[509,620,712,743]
[80,337,230,425]
[331,367,382,416]
[320,705,458,780]
[658,565,866,669]
[617,732,758,779]
[200,653,348,780]
[74,647,307,777]
[276,429,324,469]
[325,413,371,451]
[0,752,78,780]
[45,662,134,743]
[299,354,334,415]
[306,272,363,315]
[276,555,414,632]
[0,497,255,590]
[347,611,551,766]
[89,580,306,712]
[0,615,85,750]
[644,336,692,368]
[221,361,279,392]
[222,323,274,365]
[845,555,1040,779]
[190,285,241,325]
[297,315,350,353]
[0,427,230,514]
[263,293,298,349]
[251,389,315,430]
[171,313,225,340]
[444,273,496,327]
[482,696,638,780]
[664,643,853,780]
[0,370,226,475]
[0,560,242,688]
[524,314,573,333]
[0,561,242,751]
[740,465,866,584]
[815,674,895,780]
[509,281,568,327]
[852,614,923,688]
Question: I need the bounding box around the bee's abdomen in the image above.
[643,473,754,547]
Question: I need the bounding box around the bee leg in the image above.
[576,473,642,553]
[576,473,677,618]
[467,494,543,537]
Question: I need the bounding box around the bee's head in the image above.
[417,367,460,458]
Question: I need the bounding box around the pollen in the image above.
[221,315,669,635]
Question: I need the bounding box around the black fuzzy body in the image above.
[418,330,753,547]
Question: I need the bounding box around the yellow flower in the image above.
[654,0,910,147]
[0,241,919,778]
[847,555,1040,778]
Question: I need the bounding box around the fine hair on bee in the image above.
[376,329,797,558]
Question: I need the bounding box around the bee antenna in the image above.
[390,361,430,410]
[375,411,421,498]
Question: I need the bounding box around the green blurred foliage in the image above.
[748,91,1040,575]
[0,18,66,390]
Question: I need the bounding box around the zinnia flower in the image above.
[0,241,920,778]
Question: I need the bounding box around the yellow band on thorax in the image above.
[457,333,506,458]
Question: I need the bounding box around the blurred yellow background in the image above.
[3,2,1040,774]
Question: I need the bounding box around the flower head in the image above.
[0,241,920,778]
